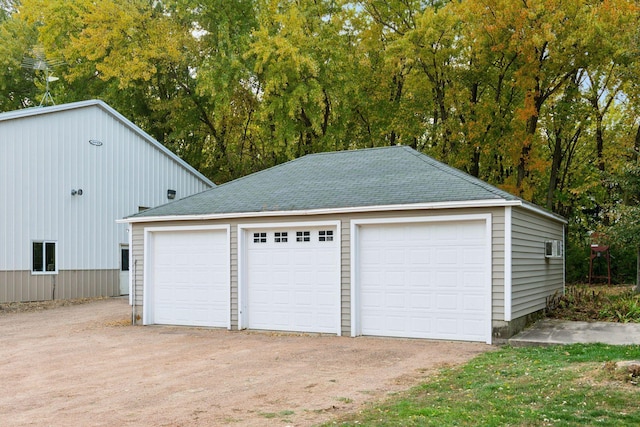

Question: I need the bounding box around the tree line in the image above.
[2,0,640,282]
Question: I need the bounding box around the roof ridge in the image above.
[210,146,403,187]
[302,145,403,158]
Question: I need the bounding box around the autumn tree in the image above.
[0,8,39,110]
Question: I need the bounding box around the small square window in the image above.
[319,230,334,242]
[296,231,310,242]
[275,232,288,243]
[32,241,57,274]
[253,232,267,243]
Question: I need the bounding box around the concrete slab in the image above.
[509,319,640,347]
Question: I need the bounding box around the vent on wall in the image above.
[545,240,563,258]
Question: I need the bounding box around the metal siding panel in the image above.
[1,103,210,302]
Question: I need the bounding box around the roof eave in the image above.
[518,201,568,224]
[118,199,526,224]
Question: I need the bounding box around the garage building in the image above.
[0,100,213,303]
[122,146,565,343]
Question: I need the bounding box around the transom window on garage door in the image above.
[250,229,336,244]
[296,231,311,242]
[319,230,333,242]
[274,232,288,242]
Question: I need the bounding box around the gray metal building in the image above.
[0,100,213,303]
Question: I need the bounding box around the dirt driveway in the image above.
[0,298,490,426]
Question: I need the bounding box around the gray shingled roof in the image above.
[130,146,523,218]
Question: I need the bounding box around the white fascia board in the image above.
[0,100,100,121]
[519,202,567,224]
[119,199,522,224]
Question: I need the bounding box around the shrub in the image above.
[546,284,640,322]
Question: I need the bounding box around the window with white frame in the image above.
[274,232,288,243]
[296,231,310,242]
[319,230,334,242]
[32,241,57,273]
[544,240,563,258]
[253,232,267,243]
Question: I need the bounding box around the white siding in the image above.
[510,207,564,319]
[0,102,211,302]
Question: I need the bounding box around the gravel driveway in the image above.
[0,298,490,426]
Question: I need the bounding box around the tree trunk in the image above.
[517,113,539,195]
[595,113,605,171]
[546,131,563,211]
[633,123,640,163]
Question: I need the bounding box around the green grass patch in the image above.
[326,344,640,426]
[260,409,294,419]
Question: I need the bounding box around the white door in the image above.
[245,226,340,334]
[356,219,490,342]
[119,246,129,295]
[147,228,229,327]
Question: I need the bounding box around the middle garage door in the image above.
[243,225,340,334]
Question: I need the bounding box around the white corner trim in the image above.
[350,213,493,344]
[128,223,133,306]
[118,199,522,224]
[504,207,512,322]
[349,220,359,338]
[142,224,231,329]
[484,214,493,344]
[237,220,342,336]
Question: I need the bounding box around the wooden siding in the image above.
[0,102,210,302]
[131,207,505,333]
[510,207,564,319]
[0,270,118,303]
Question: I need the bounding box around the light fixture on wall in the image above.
[89,139,103,146]
[167,189,176,200]
[71,189,83,196]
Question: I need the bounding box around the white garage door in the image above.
[245,226,340,334]
[147,228,229,327]
[356,220,490,342]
